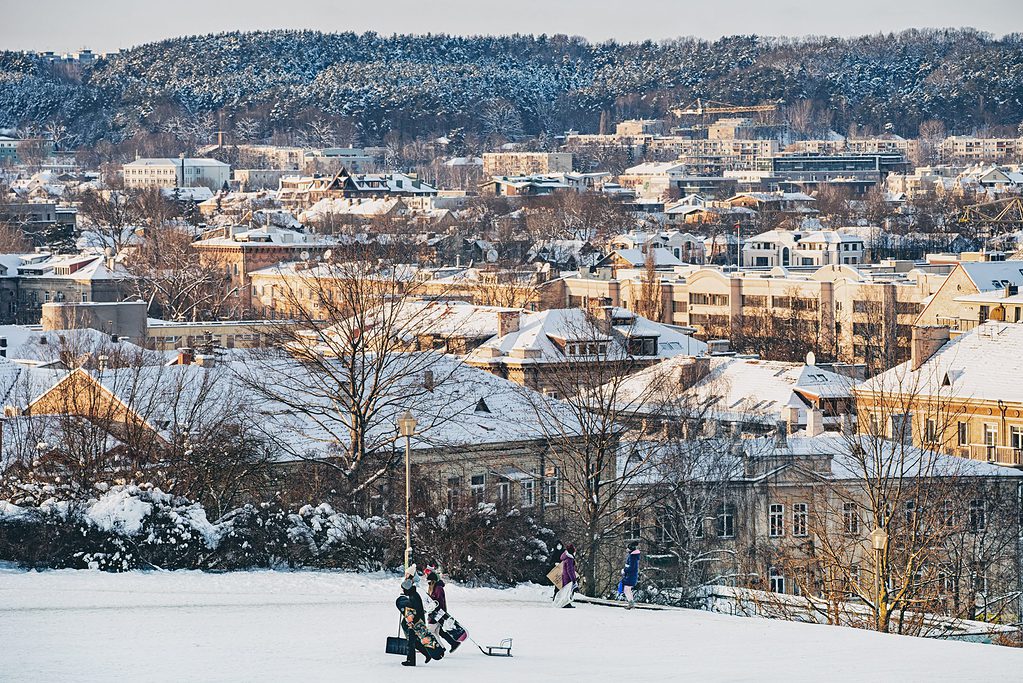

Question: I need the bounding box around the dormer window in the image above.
[474,397,491,414]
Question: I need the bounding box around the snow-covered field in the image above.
[1,569,1020,682]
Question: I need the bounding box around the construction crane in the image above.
[671,98,781,118]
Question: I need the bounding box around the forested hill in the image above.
[2,29,1022,147]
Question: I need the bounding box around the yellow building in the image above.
[856,323,1023,467]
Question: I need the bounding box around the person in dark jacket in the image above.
[425,568,460,651]
[621,541,641,609]
[560,544,578,608]
[399,575,431,667]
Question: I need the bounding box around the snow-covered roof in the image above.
[958,260,1023,292]
[466,308,705,366]
[614,355,852,424]
[124,158,228,168]
[603,248,683,267]
[858,322,1023,404]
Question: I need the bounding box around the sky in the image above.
[2,0,1022,53]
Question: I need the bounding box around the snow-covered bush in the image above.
[414,503,557,586]
[285,503,393,570]
[211,502,292,570]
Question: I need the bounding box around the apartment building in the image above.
[277,169,437,210]
[193,226,337,314]
[916,259,1023,335]
[742,229,864,268]
[856,322,1023,467]
[482,152,573,177]
[561,264,942,371]
[939,137,1023,163]
[122,158,230,190]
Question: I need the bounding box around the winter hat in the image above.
[628,541,639,551]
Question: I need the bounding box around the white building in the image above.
[743,229,864,268]
[123,158,231,191]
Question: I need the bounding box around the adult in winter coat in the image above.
[425,569,460,651]
[560,544,578,608]
[399,576,437,667]
[621,541,641,609]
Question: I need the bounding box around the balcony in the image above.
[935,316,979,334]
[967,443,1023,466]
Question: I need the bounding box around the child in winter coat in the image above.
[621,541,641,609]
[560,544,578,608]
[425,568,460,652]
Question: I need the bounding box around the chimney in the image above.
[774,420,788,448]
[783,404,800,434]
[497,310,520,337]
[423,370,435,391]
[841,412,854,436]
[708,339,730,355]
[195,354,216,368]
[910,325,950,371]
[806,408,825,437]
[177,347,194,365]
[679,355,711,388]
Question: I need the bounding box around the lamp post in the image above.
[870,526,889,632]
[397,410,418,572]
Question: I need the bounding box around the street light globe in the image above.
[398,411,417,437]
[870,527,889,551]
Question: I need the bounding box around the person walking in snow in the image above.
[397,571,442,667]
[425,567,461,652]
[560,544,578,608]
[621,541,641,609]
[548,541,565,600]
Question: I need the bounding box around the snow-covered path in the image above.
[1,569,1020,682]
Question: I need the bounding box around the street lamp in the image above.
[397,410,418,572]
[870,526,889,631]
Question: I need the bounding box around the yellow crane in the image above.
[671,98,781,117]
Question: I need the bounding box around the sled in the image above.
[474,637,513,657]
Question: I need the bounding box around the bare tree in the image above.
[235,244,461,509]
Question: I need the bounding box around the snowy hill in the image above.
[2,29,1023,144]
[0,569,1019,682]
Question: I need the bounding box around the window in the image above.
[625,510,642,542]
[470,474,486,504]
[496,481,510,506]
[939,568,956,595]
[769,566,785,594]
[843,502,860,535]
[973,562,988,595]
[520,479,535,507]
[446,476,461,510]
[716,503,735,538]
[924,419,937,443]
[968,500,986,533]
[983,423,998,446]
[1011,425,1023,451]
[958,422,969,446]
[904,500,916,527]
[792,503,808,537]
[769,503,784,537]
[942,500,955,528]
[848,564,861,597]
[543,466,559,506]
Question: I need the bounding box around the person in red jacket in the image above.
[425,567,461,652]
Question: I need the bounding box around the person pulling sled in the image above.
[425,567,463,652]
